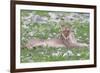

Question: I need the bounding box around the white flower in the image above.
[84,33,87,36]
[39,52,44,54]
[57,48,62,51]
[41,32,45,35]
[22,37,25,40]
[48,12,57,19]
[47,37,51,40]
[42,16,48,21]
[53,33,56,35]
[49,34,53,37]
[63,53,68,56]
[29,32,34,36]
[77,53,81,56]
[78,36,82,39]
[52,52,58,56]
[52,51,61,56]
[67,50,74,56]
[22,25,28,29]
[86,38,89,40]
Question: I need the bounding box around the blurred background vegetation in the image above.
[20,10,89,63]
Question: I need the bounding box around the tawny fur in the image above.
[25,26,88,49]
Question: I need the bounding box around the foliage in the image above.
[20,10,89,63]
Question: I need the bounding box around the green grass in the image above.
[21,47,89,63]
[20,10,90,63]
